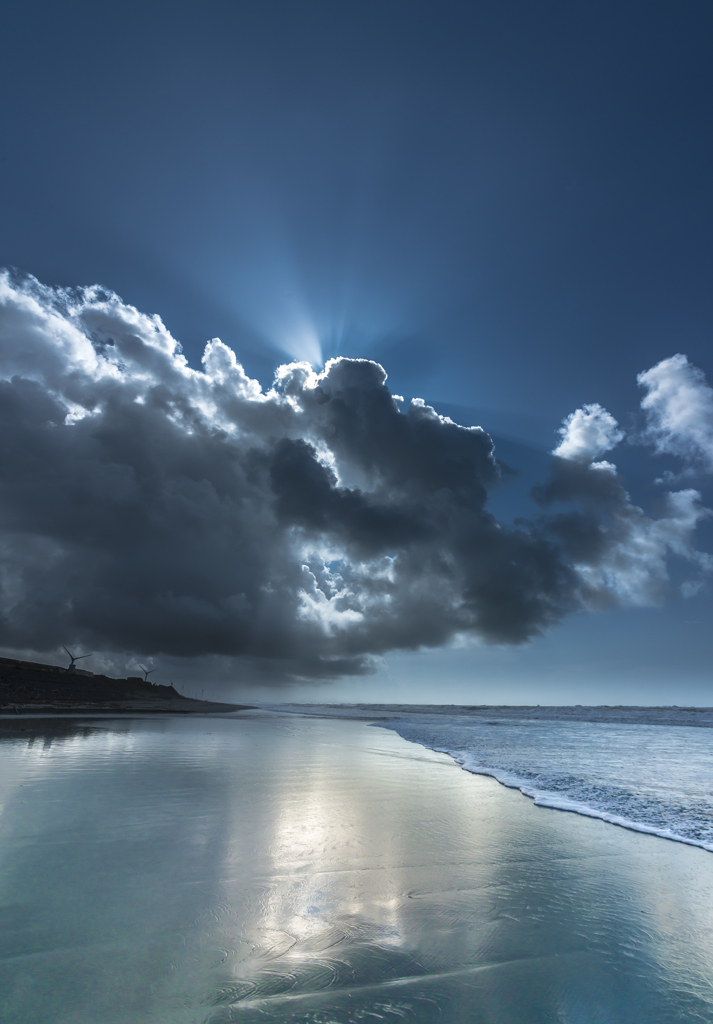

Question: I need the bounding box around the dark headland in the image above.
[0,656,253,715]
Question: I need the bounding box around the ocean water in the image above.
[1,711,713,1023]
[269,704,713,851]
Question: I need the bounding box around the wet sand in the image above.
[1,711,712,1023]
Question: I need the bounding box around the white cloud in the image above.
[638,354,713,472]
[554,403,624,462]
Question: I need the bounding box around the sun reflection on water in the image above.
[2,715,713,1023]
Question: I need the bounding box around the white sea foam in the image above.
[263,704,713,851]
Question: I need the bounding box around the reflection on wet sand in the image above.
[1,713,713,1022]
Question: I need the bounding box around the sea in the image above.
[266,703,713,851]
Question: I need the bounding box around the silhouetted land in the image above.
[0,657,252,714]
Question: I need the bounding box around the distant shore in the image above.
[0,656,252,715]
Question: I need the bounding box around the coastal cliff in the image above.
[0,657,250,714]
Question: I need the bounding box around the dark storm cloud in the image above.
[0,273,710,681]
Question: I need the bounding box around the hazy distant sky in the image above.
[1,1,712,703]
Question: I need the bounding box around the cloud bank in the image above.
[0,272,710,682]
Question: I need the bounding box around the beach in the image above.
[1,711,713,1023]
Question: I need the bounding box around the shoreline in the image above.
[405,739,713,854]
[366,712,713,855]
[255,706,713,855]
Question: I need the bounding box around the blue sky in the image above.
[1,1,712,702]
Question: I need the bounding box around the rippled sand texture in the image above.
[1,713,713,1023]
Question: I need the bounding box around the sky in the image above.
[0,0,712,704]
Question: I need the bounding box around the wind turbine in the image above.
[138,665,157,683]
[63,646,91,674]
